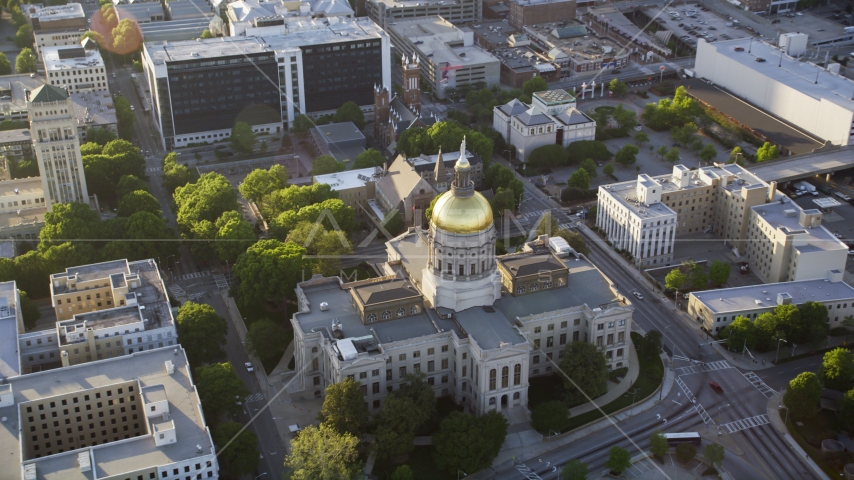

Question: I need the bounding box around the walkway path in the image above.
[766,392,829,480]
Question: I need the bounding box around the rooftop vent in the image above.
[165,360,174,375]
[319,302,329,311]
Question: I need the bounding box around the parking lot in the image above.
[652,3,752,46]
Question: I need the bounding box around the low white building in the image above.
[493,89,596,162]
[689,269,854,333]
[42,43,107,94]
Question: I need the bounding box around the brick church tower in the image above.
[373,84,390,140]
[402,53,421,115]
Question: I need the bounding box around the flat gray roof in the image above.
[0,281,19,379]
[494,256,620,320]
[1,347,212,480]
[751,199,848,254]
[746,146,854,183]
[453,306,525,350]
[314,122,365,144]
[0,129,30,143]
[0,74,47,117]
[71,90,117,129]
[692,276,854,314]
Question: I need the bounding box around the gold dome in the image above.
[431,190,493,234]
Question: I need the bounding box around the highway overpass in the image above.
[748,146,854,183]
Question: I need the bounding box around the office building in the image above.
[695,37,854,147]
[290,140,633,415]
[364,0,482,30]
[523,21,633,74]
[71,90,119,142]
[312,166,380,214]
[493,89,596,162]
[0,74,48,123]
[142,17,390,149]
[0,129,33,158]
[596,164,849,275]
[47,258,177,367]
[0,177,46,240]
[386,16,500,100]
[26,3,87,57]
[115,2,166,23]
[508,0,576,29]
[28,84,89,209]
[226,0,353,36]
[689,269,854,333]
[42,43,108,94]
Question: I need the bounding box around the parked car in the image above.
[245,362,254,372]
[633,291,644,300]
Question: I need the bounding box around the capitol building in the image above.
[289,140,634,414]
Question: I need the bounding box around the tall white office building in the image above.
[27,84,88,209]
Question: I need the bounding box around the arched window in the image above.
[489,397,496,405]
[516,285,526,294]
[396,308,406,317]
[542,280,553,289]
[530,282,539,292]
[312,347,318,353]
[513,392,520,400]
[381,310,392,320]
[410,305,420,314]
[501,366,509,388]
[489,369,496,390]
[367,313,377,323]
[514,364,521,385]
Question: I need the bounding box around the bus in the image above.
[663,432,702,446]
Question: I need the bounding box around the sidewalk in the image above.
[471,353,675,479]
[766,392,831,480]
[570,343,640,417]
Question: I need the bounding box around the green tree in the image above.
[665,268,685,293]
[233,240,310,315]
[230,122,256,154]
[675,443,697,465]
[291,114,314,134]
[19,290,40,331]
[352,148,386,169]
[656,145,669,160]
[118,211,178,261]
[200,29,214,39]
[244,319,287,369]
[213,422,259,477]
[531,400,569,434]
[310,155,346,175]
[567,168,590,190]
[14,23,32,48]
[196,362,249,421]
[260,183,338,218]
[843,315,854,343]
[174,172,239,233]
[603,163,615,177]
[527,144,569,170]
[318,377,369,436]
[522,76,548,99]
[39,202,101,247]
[699,144,718,163]
[433,411,508,474]
[214,211,255,263]
[117,190,161,217]
[725,316,756,351]
[113,96,134,139]
[566,140,612,162]
[558,341,609,405]
[0,52,11,75]
[756,142,778,162]
[239,165,289,203]
[285,423,361,480]
[703,443,725,468]
[729,146,744,164]
[784,371,822,418]
[40,243,96,277]
[798,301,829,345]
[375,394,420,459]
[650,430,668,458]
[579,158,598,178]
[111,18,142,54]
[615,144,639,166]
[391,465,414,480]
[708,260,731,286]
[665,147,680,163]
[491,187,516,214]
[86,127,117,146]
[587,204,598,223]
[15,47,36,73]
[333,101,366,129]
[838,387,854,430]
[161,153,192,195]
[561,459,588,480]
[175,301,228,365]
[606,446,631,474]
[116,175,148,199]
[634,131,649,145]
[611,104,637,132]
[671,122,698,144]
[609,78,628,97]
[283,221,351,275]
[819,347,854,391]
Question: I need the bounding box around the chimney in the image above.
[768,181,776,201]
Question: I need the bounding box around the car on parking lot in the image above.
[849,249,854,256]
[709,381,723,394]
[834,232,844,239]
[632,291,643,300]
[245,362,254,372]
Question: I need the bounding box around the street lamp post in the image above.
[628,388,639,414]
[716,403,731,433]
[548,429,558,442]
[775,337,787,364]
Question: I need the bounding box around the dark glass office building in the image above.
[301,39,384,113]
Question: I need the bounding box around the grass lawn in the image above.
[593,105,616,115]
[372,446,456,480]
[562,333,663,432]
[259,327,293,375]
[786,409,854,477]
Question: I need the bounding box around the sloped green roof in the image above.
[552,25,587,39]
[30,84,68,103]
